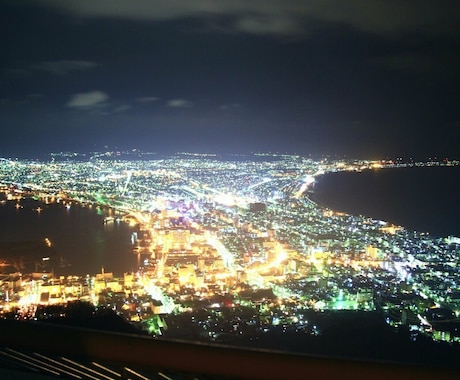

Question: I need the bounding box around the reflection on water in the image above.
[0,198,137,276]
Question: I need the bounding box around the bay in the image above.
[0,198,138,276]
[310,165,460,238]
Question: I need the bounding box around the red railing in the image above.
[0,319,458,380]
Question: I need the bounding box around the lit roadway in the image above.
[207,235,239,272]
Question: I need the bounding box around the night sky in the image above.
[1,1,460,159]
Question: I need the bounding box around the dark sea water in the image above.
[0,199,138,276]
[311,165,460,238]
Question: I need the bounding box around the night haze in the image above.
[1,1,460,160]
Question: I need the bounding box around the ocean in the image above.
[310,165,460,238]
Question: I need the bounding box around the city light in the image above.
[0,153,459,345]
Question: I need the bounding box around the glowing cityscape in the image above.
[1,152,459,344]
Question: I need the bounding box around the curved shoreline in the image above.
[306,165,460,238]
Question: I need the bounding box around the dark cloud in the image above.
[0,1,459,159]
[32,0,460,37]
[167,99,193,108]
[113,104,132,113]
[31,60,100,75]
[137,97,159,104]
[67,90,109,108]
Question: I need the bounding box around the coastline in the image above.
[308,165,460,239]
